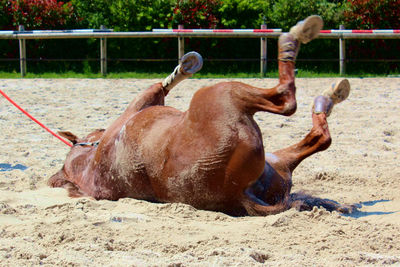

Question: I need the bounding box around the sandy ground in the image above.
[0,77,399,266]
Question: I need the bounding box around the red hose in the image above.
[0,89,73,147]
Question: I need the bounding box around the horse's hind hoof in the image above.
[289,15,323,44]
[323,79,351,105]
[180,51,203,74]
[313,79,350,117]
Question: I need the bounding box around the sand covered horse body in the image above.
[50,16,354,216]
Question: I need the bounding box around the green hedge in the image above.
[0,0,398,74]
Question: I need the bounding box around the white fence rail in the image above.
[1,25,399,77]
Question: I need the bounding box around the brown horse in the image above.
[49,16,354,216]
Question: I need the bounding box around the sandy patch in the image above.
[0,78,399,266]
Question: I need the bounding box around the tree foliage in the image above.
[0,0,79,72]
[343,0,400,73]
[172,0,221,28]
[0,0,398,74]
[344,0,400,29]
[71,0,175,31]
[3,0,77,30]
[217,0,271,29]
[266,0,346,30]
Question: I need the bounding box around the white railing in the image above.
[1,25,399,77]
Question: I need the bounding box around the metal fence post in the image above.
[260,23,267,77]
[178,24,184,63]
[100,25,107,76]
[339,25,346,75]
[18,25,27,77]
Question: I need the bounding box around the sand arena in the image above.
[0,78,399,266]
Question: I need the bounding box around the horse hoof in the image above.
[162,52,203,90]
[323,79,351,105]
[289,15,323,44]
[313,79,350,117]
[180,51,203,74]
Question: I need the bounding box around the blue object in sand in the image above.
[0,163,28,172]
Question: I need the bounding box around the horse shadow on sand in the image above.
[343,199,398,218]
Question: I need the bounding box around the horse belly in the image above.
[111,107,182,200]
[148,129,245,210]
[161,158,229,210]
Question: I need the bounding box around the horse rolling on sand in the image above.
[50,16,355,216]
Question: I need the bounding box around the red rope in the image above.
[0,89,73,147]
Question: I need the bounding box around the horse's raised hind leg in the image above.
[242,79,351,216]
[245,16,323,116]
[272,79,350,173]
[273,15,324,115]
[273,79,354,213]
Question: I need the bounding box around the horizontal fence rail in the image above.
[152,28,282,33]
[1,26,400,76]
[1,28,400,39]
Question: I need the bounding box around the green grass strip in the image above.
[0,70,399,79]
